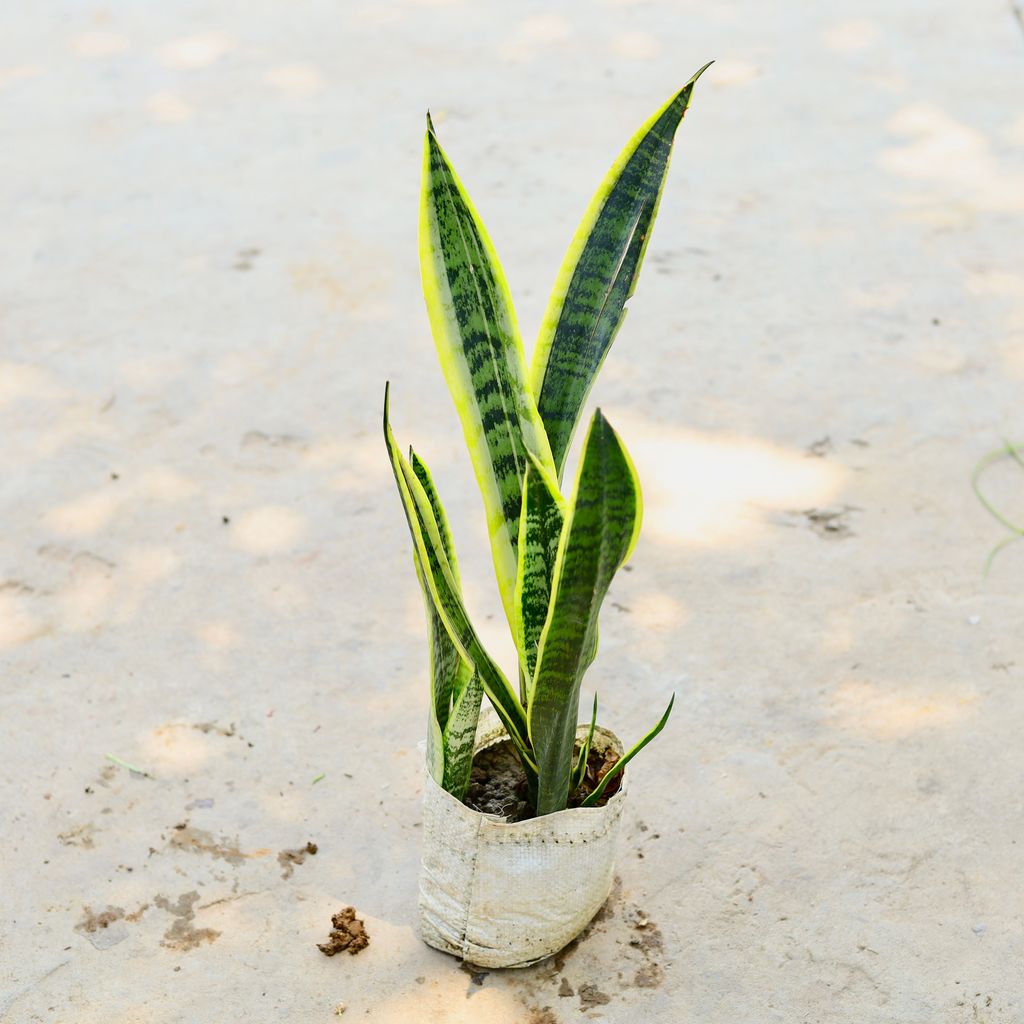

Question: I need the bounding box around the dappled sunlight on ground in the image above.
[500,13,572,62]
[43,469,198,537]
[612,30,661,60]
[607,410,845,548]
[44,489,121,536]
[709,59,761,87]
[290,253,393,321]
[0,63,43,87]
[828,678,978,740]
[264,63,325,97]
[146,724,218,773]
[0,361,70,408]
[0,589,51,648]
[881,104,1024,219]
[305,433,394,494]
[147,91,194,124]
[158,33,234,70]
[821,19,878,52]
[230,505,306,554]
[198,620,242,652]
[71,30,129,58]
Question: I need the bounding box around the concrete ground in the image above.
[2,1,1023,1021]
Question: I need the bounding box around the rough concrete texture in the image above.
[1,1,1022,1021]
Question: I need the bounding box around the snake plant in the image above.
[385,65,709,816]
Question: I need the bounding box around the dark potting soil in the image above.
[463,739,622,822]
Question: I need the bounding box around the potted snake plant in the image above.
[384,63,710,968]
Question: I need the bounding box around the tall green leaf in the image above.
[530,63,712,477]
[383,385,535,778]
[528,410,643,815]
[512,458,565,694]
[410,450,470,735]
[420,117,558,629]
[409,450,481,798]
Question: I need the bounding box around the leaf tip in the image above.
[425,110,436,136]
[676,60,714,106]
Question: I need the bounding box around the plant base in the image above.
[418,717,627,968]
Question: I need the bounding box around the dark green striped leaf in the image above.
[415,551,453,785]
[410,451,469,736]
[420,119,559,629]
[528,410,642,815]
[408,450,482,798]
[383,385,535,778]
[531,63,711,477]
[580,694,674,808]
[441,670,483,798]
[513,457,565,695]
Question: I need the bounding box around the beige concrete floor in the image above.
[2,1,1023,1021]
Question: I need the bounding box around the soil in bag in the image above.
[463,739,623,822]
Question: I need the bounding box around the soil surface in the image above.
[463,739,622,821]
[317,907,369,957]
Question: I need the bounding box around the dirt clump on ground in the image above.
[317,907,369,957]
[464,740,621,822]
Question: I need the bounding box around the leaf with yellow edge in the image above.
[531,64,712,478]
[420,117,558,630]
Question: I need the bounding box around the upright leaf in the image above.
[528,410,643,815]
[416,551,451,787]
[420,118,558,628]
[383,385,535,778]
[409,450,482,798]
[410,450,470,735]
[513,458,565,693]
[531,63,711,477]
[569,693,599,796]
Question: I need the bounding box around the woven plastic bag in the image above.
[418,713,627,968]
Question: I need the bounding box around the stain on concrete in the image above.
[799,505,859,539]
[58,823,97,848]
[278,840,318,879]
[167,821,270,865]
[75,905,128,950]
[578,983,611,1009]
[525,1009,559,1024]
[76,905,125,933]
[154,892,221,951]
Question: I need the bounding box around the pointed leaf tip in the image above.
[679,61,714,98]
[425,111,436,136]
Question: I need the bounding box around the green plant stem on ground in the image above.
[972,440,1024,574]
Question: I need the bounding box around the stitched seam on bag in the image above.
[459,808,486,958]
[483,811,622,846]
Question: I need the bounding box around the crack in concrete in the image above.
[0,959,70,1016]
